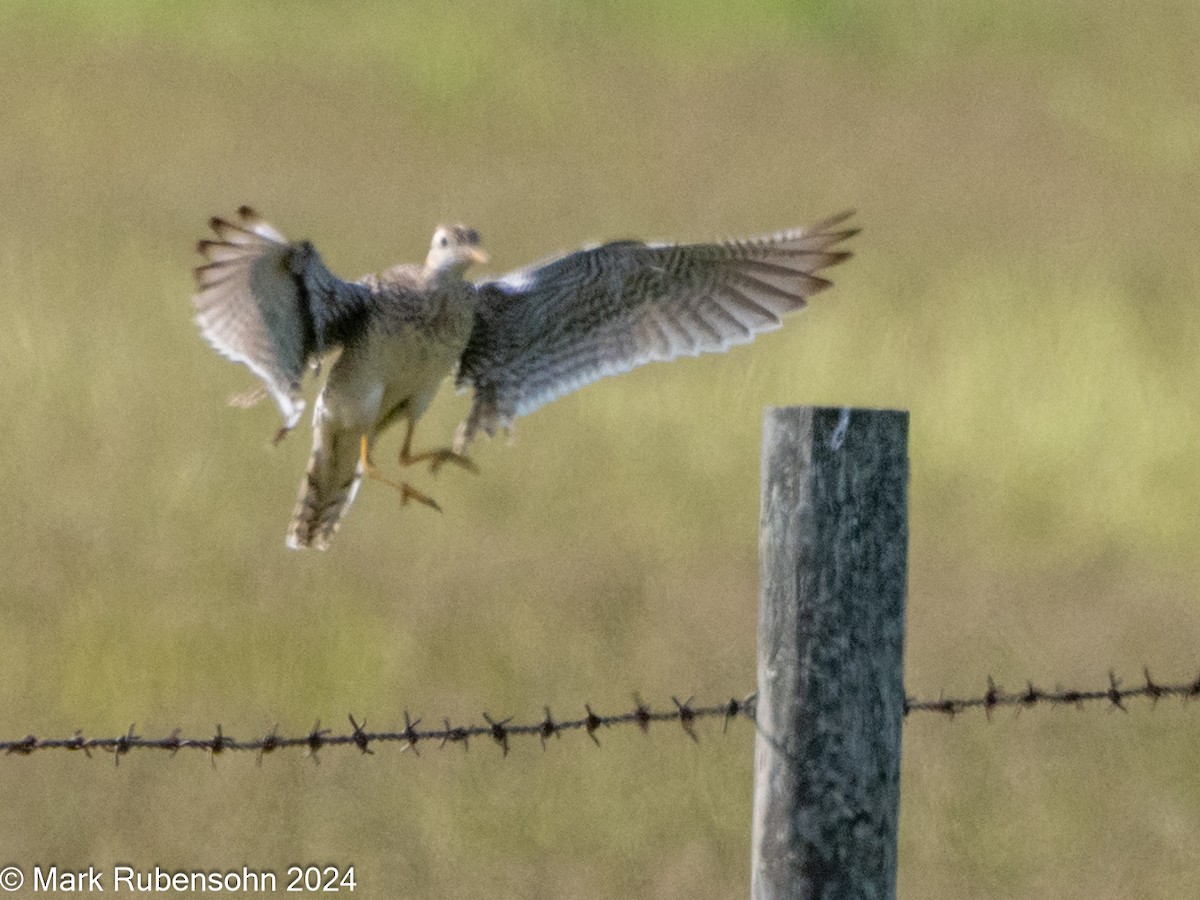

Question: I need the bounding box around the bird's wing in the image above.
[192,206,370,432]
[455,211,858,446]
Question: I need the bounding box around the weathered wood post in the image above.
[751,406,909,900]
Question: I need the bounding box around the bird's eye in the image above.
[438,235,449,248]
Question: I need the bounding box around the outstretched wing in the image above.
[455,211,857,446]
[192,206,370,432]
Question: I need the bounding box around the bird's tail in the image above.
[286,422,363,551]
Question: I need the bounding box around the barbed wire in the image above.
[0,694,755,765]
[904,668,1199,718]
[2,670,1195,763]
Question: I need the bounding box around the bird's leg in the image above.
[360,435,442,513]
[398,418,479,475]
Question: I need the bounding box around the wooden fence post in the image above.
[751,406,909,900]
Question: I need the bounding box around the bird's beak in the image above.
[468,248,489,265]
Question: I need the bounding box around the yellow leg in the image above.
[399,419,479,475]
[360,435,442,513]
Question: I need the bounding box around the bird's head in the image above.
[426,224,488,276]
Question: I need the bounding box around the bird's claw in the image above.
[398,420,479,477]
[361,435,443,514]
[400,483,443,513]
[426,449,479,476]
[399,444,478,476]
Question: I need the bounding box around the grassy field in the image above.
[1,1,1199,897]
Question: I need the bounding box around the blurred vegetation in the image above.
[1,1,1198,897]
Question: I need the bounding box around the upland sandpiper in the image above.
[192,207,857,549]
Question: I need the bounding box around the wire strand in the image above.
[2,669,1194,763]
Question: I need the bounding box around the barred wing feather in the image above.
[192,206,368,430]
[455,211,857,445]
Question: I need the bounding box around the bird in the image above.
[192,206,858,550]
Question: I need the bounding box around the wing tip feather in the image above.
[811,209,857,232]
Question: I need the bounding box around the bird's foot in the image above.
[398,421,478,475]
[360,436,443,514]
[398,482,443,513]
[401,446,479,476]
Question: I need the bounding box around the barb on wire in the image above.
[2,670,1195,763]
[0,694,758,764]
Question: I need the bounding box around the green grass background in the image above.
[1,1,1199,896]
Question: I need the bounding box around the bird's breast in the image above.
[322,303,471,430]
